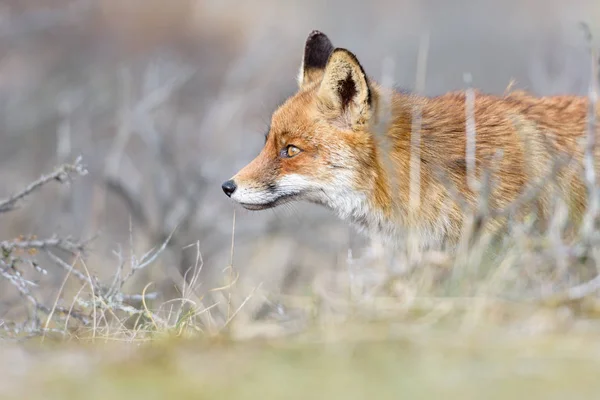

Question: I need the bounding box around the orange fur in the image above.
[223,31,600,247]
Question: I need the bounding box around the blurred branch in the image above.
[0,0,92,38]
[0,154,173,338]
[1,235,90,256]
[0,258,89,327]
[0,156,88,214]
[103,61,196,231]
[118,224,178,289]
[46,250,89,285]
[580,22,599,238]
[104,173,149,229]
[99,58,209,286]
[539,270,600,304]
[105,67,133,180]
[464,73,478,192]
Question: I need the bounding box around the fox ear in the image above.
[298,30,334,89]
[317,48,372,129]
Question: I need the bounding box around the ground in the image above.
[3,323,600,400]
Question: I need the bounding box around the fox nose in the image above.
[221,179,237,197]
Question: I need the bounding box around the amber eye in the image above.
[283,145,302,158]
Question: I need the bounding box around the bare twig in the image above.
[46,251,89,284]
[1,235,88,255]
[0,157,87,214]
[119,223,178,288]
[540,273,600,303]
[0,259,89,326]
[43,254,80,341]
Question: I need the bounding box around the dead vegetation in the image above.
[1,1,600,398]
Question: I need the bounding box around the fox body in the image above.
[222,30,599,248]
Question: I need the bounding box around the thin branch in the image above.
[1,235,88,255]
[0,259,89,325]
[119,223,178,287]
[120,292,159,302]
[46,251,89,284]
[0,157,87,214]
[541,274,600,303]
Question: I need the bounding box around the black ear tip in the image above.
[306,30,331,47]
[308,30,326,40]
[301,30,335,84]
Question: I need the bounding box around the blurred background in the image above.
[1,0,600,317]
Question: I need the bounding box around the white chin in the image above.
[235,194,300,211]
[239,202,275,211]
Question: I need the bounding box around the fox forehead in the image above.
[269,87,321,139]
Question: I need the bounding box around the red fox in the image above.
[222,30,599,248]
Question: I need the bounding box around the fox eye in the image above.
[282,145,302,158]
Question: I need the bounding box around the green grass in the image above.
[5,323,600,400]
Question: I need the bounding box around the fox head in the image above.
[222,31,390,225]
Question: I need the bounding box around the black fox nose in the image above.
[222,180,237,197]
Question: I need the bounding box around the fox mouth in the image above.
[237,193,298,211]
[239,202,276,211]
